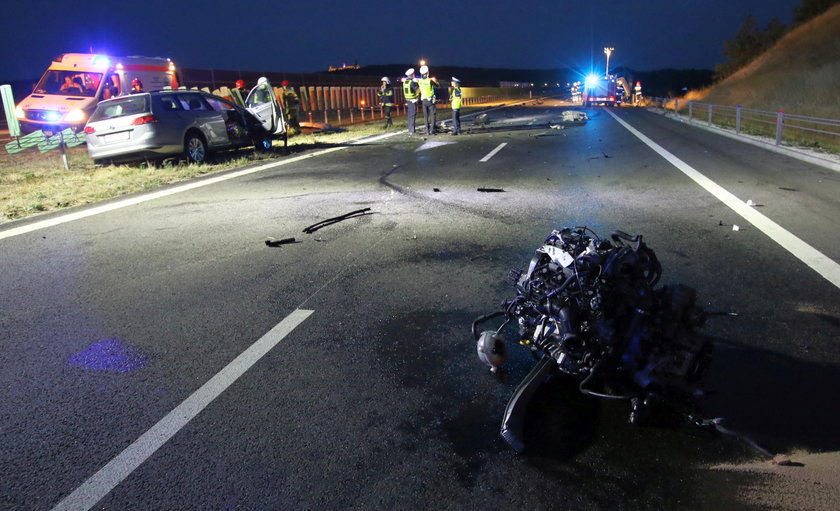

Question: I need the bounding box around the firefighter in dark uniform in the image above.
[418,65,438,135]
[450,77,462,135]
[402,68,420,135]
[377,76,394,129]
[281,80,301,135]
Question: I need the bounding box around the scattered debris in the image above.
[265,237,298,247]
[778,187,798,192]
[302,208,372,234]
[477,187,505,193]
[474,227,714,453]
[561,110,588,123]
[732,224,740,231]
[433,188,441,192]
[473,113,490,127]
[746,199,755,206]
[772,454,794,466]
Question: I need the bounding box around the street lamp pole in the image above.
[604,47,614,77]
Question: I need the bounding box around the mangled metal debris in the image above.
[473,226,781,458]
[473,227,713,453]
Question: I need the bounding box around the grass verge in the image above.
[0,118,406,224]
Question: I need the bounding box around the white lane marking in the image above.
[0,132,402,242]
[50,309,314,511]
[479,142,508,162]
[415,140,456,152]
[605,108,840,290]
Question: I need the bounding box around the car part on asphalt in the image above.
[473,227,714,453]
[477,188,505,193]
[302,208,372,234]
[265,237,298,247]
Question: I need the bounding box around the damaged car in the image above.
[84,83,287,165]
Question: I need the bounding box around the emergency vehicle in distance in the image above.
[14,53,179,133]
[582,74,617,107]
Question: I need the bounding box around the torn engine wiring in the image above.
[474,227,715,453]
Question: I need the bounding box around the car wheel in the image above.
[184,133,207,164]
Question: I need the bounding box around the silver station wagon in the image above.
[84,84,287,164]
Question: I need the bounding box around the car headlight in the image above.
[63,109,86,123]
[15,105,25,119]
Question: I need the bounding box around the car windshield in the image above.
[89,95,150,122]
[34,70,103,97]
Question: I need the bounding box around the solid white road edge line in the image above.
[50,308,315,511]
[1,131,402,242]
[480,142,508,162]
[605,108,840,290]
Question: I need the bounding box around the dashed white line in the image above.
[605,108,840,290]
[480,142,508,162]
[50,308,314,511]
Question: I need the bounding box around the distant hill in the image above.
[688,3,840,118]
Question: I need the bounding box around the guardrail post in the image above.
[688,102,693,123]
[775,111,784,146]
[674,98,679,116]
[735,105,742,134]
[708,103,713,126]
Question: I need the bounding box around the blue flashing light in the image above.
[92,55,111,67]
[585,74,600,87]
[45,111,62,122]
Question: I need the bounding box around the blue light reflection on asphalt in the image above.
[68,338,148,372]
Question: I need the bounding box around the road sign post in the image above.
[1,84,22,138]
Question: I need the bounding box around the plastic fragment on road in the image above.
[772,454,794,466]
[477,188,505,193]
[732,225,740,231]
[302,208,372,234]
[746,199,755,207]
[265,237,297,247]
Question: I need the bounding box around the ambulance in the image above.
[15,53,179,133]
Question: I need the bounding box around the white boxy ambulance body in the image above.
[15,53,178,133]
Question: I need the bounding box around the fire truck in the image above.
[582,74,617,107]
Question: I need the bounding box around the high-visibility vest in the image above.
[378,86,394,106]
[450,86,462,109]
[418,77,435,101]
[403,79,418,100]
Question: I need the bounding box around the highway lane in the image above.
[1,104,839,509]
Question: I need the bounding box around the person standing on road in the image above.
[281,80,302,135]
[402,68,420,135]
[449,77,462,135]
[378,77,394,129]
[418,65,438,135]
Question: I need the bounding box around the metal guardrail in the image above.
[648,97,840,153]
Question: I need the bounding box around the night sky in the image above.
[4,0,803,81]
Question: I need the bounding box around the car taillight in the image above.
[84,126,95,134]
[131,115,159,125]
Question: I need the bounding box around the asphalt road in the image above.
[2,103,839,510]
